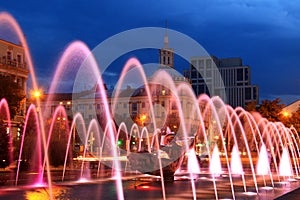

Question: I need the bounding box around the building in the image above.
[184,56,258,108]
[0,39,29,139]
[159,31,174,68]
[0,39,29,116]
[282,100,300,117]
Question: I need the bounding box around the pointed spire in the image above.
[164,20,168,48]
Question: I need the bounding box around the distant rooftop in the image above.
[0,39,23,48]
[282,99,300,114]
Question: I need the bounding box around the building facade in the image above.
[184,56,258,108]
[0,39,29,141]
[0,39,29,117]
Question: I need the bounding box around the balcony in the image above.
[0,56,27,69]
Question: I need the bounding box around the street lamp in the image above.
[30,89,43,112]
[140,114,147,126]
[31,89,42,99]
[282,111,290,118]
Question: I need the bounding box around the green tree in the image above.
[258,98,285,122]
[0,76,25,118]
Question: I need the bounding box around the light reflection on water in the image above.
[25,187,70,200]
[0,177,299,200]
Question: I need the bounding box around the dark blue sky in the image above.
[1,0,300,104]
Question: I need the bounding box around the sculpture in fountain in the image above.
[127,129,187,182]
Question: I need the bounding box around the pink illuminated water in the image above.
[112,58,167,199]
[16,104,43,186]
[256,144,270,175]
[62,113,87,181]
[0,12,53,195]
[187,148,200,174]
[0,99,12,170]
[230,145,243,175]
[279,147,293,177]
[210,146,222,175]
[152,69,198,199]
[2,11,300,200]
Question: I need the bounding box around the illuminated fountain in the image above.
[0,11,300,200]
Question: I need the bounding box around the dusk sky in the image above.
[1,0,300,104]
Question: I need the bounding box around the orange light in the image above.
[140,114,146,121]
[282,111,290,117]
[31,90,42,98]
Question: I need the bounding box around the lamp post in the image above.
[31,89,42,112]
[33,90,41,99]
[140,114,147,126]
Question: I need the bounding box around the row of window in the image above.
[3,51,23,63]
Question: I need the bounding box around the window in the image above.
[191,69,198,79]
[17,78,22,87]
[17,54,22,63]
[142,102,145,108]
[191,60,197,68]
[199,60,204,68]
[206,59,212,68]
[131,103,138,115]
[245,68,249,81]
[7,51,12,60]
[253,87,257,99]
[245,88,251,100]
[237,68,243,81]
[206,69,212,78]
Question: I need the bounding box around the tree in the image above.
[288,107,300,133]
[245,101,257,112]
[258,98,285,122]
[48,117,68,167]
[0,120,9,168]
[19,114,38,171]
[0,76,25,119]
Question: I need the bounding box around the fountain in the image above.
[0,11,300,200]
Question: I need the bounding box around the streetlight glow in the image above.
[32,90,42,98]
[282,111,290,117]
[140,114,146,121]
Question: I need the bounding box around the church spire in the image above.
[164,20,168,48]
[159,21,174,68]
